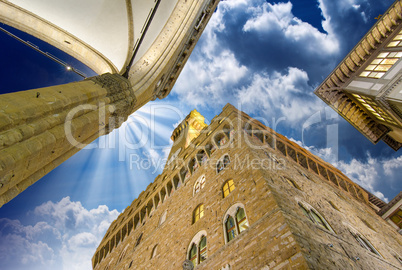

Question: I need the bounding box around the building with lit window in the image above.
[379,192,402,234]
[92,104,402,270]
[315,0,402,150]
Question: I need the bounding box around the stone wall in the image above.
[93,104,402,270]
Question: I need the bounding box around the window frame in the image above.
[193,175,206,196]
[223,203,249,244]
[349,229,382,257]
[187,231,208,267]
[222,179,236,198]
[193,204,204,224]
[298,201,335,233]
[225,216,237,242]
[199,236,207,263]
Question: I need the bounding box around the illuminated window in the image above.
[298,202,334,233]
[389,209,402,229]
[236,207,249,233]
[222,179,236,198]
[360,51,402,78]
[387,30,402,47]
[193,204,204,223]
[187,231,207,267]
[223,204,249,243]
[194,175,206,195]
[350,231,382,256]
[189,243,197,266]
[352,94,397,125]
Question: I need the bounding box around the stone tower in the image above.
[92,104,402,270]
[0,0,220,207]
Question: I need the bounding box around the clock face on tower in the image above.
[167,147,181,165]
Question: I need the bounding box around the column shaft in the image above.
[0,73,135,206]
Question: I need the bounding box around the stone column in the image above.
[0,73,136,207]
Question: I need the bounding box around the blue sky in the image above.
[0,0,401,269]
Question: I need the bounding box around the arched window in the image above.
[193,204,204,224]
[217,155,230,173]
[222,179,235,198]
[215,132,228,148]
[194,175,206,195]
[298,202,334,233]
[223,204,249,243]
[349,229,382,257]
[187,231,208,267]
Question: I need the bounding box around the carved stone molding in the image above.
[87,73,136,127]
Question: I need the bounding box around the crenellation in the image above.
[92,105,401,269]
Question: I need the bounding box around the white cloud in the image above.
[0,197,119,270]
[335,156,388,201]
[236,68,321,123]
[174,48,248,108]
[243,1,339,55]
[220,0,248,9]
[383,155,402,176]
[173,0,335,126]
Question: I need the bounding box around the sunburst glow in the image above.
[47,102,190,210]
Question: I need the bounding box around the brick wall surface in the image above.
[93,104,402,270]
